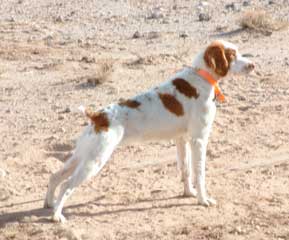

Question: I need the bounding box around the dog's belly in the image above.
[121,112,189,143]
[124,124,187,142]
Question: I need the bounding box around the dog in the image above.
[44,40,254,222]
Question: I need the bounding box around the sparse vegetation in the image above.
[240,10,289,34]
[87,60,113,86]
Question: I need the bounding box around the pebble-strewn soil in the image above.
[0,0,289,239]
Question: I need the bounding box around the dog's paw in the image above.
[183,185,197,197]
[198,196,217,207]
[52,213,66,223]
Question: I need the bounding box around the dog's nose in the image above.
[246,63,255,71]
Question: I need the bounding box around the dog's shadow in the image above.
[69,195,198,219]
[0,195,197,226]
[44,142,74,163]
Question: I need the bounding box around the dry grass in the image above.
[87,60,113,85]
[240,10,289,34]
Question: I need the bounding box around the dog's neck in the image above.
[191,52,222,81]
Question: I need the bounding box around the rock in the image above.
[179,32,189,39]
[225,3,241,11]
[80,56,95,63]
[132,31,141,39]
[198,12,211,21]
[236,226,244,234]
[6,17,15,22]
[64,107,71,113]
[161,19,169,24]
[44,35,53,46]
[54,16,64,23]
[243,0,251,6]
[237,95,246,101]
[238,106,250,111]
[147,31,160,39]
[268,0,275,4]
[229,226,246,235]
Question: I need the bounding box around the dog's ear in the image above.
[204,43,229,77]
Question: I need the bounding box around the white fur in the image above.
[44,40,254,222]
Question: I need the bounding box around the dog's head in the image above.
[194,40,255,79]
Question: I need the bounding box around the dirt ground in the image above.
[0,0,289,239]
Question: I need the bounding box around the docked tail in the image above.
[78,105,109,132]
[78,105,95,120]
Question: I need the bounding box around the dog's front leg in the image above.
[175,138,197,197]
[190,138,216,206]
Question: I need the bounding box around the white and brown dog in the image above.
[44,40,254,222]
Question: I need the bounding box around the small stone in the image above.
[268,0,275,4]
[64,107,71,113]
[54,16,63,23]
[237,95,246,101]
[243,0,251,6]
[198,12,211,21]
[147,31,160,39]
[179,32,189,38]
[229,226,245,235]
[275,105,282,111]
[236,226,243,234]
[180,227,190,235]
[225,3,241,11]
[44,35,53,46]
[161,19,169,24]
[58,115,65,120]
[132,31,141,39]
[238,106,250,111]
[6,17,15,22]
[80,56,95,63]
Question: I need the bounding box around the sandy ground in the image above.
[0,0,289,239]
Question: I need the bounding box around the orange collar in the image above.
[196,69,225,103]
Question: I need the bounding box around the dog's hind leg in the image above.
[52,128,123,223]
[44,153,79,209]
[175,138,197,197]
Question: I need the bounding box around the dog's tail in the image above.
[78,105,95,120]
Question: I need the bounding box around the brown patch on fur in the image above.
[119,99,141,108]
[204,42,229,77]
[225,48,237,66]
[158,93,184,116]
[172,78,199,99]
[85,109,109,132]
